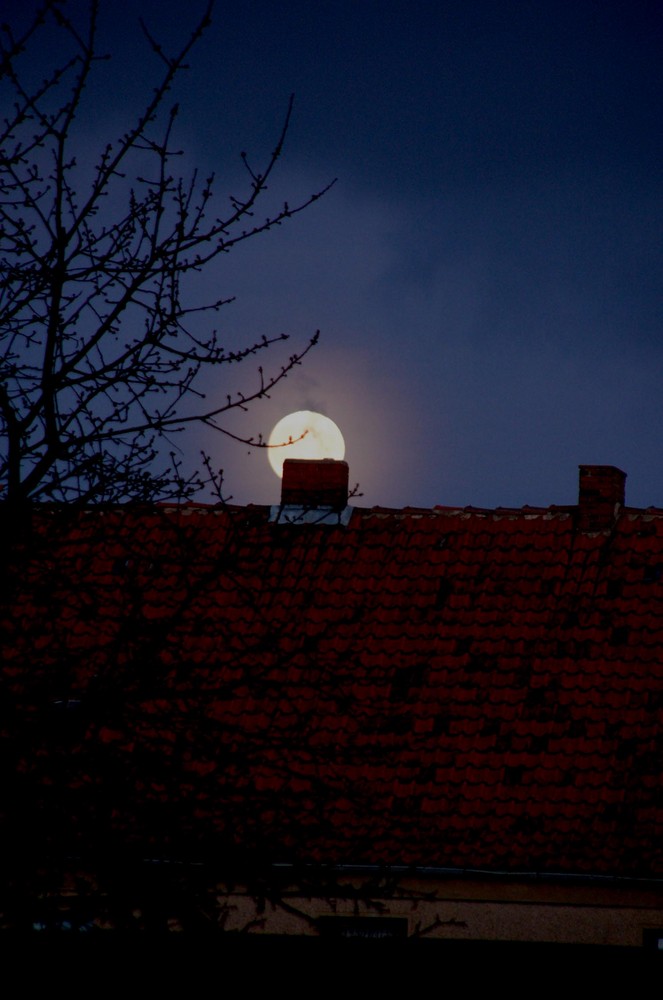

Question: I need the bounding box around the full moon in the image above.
[267,411,345,478]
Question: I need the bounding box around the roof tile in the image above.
[3,499,663,877]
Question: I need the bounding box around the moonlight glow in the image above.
[267,411,345,477]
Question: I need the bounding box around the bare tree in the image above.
[0,0,332,505]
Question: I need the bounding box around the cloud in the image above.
[189,164,663,510]
[32,108,661,510]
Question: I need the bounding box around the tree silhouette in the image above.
[0,0,332,505]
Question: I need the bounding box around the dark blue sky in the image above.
[17,1,663,508]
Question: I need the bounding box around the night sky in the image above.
[16,1,663,509]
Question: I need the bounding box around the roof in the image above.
[2,464,662,879]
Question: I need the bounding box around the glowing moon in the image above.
[267,410,345,477]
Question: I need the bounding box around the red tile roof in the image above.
[2,474,663,878]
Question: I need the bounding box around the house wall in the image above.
[14,865,662,946]
[211,873,663,946]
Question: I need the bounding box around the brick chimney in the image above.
[281,459,349,510]
[577,465,626,531]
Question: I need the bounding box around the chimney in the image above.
[577,465,626,531]
[281,459,349,510]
